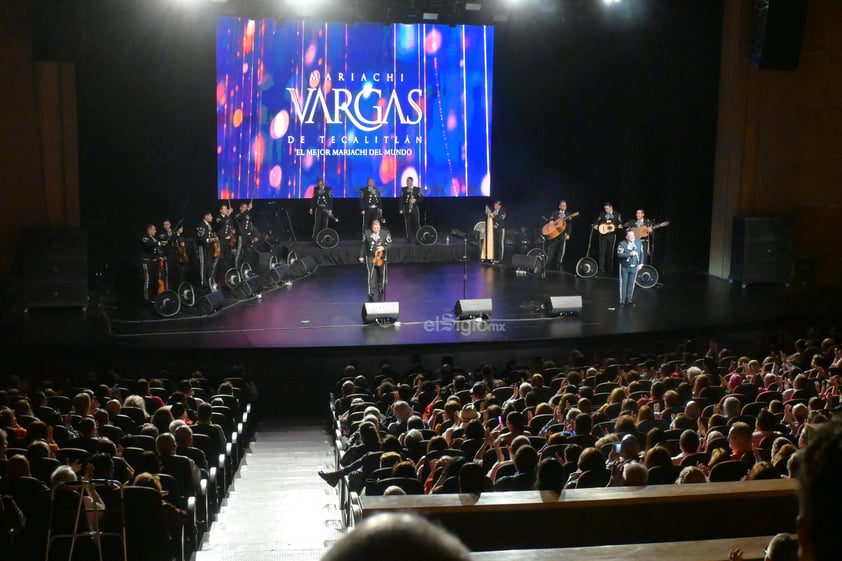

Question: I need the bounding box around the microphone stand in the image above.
[462,235,468,300]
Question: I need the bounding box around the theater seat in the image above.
[708,460,750,482]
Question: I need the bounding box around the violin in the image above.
[178,240,188,263]
[373,248,384,267]
[212,234,221,258]
[156,258,166,294]
[228,194,237,248]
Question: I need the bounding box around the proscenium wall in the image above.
[710,0,842,284]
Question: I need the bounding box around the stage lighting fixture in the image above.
[423,12,439,21]
[465,3,481,11]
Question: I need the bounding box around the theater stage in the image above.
[20,240,832,353]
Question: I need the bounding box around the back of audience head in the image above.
[51,464,77,487]
[321,513,471,561]
[578,447,606,473]
[7,454,31,479]
[797,418,842,561]
[676,466,707,484]
[513,445,538,474]
[458,462,485,494]
[680,429,700,454]
[28,439,51,461]
[535,458,565,493]
[622,462,648,486]
[764,532,798,561]
[643,445,672,469]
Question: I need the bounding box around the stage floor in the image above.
[64,260,836,350]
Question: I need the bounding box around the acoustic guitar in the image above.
[542,212,580,240]
[597,222,618,235]
[629,221,669,239]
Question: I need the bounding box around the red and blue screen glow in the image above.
[216,18,494,199]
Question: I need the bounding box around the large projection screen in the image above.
[217,18,494,200]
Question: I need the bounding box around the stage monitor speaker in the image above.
[234,275,263,298]
[454,298,492,320]
[730,216,791,285]
[750,0,808,71]
[362,301,399,323]
[511,253,542,273]
[288,255,318,280]
[198,290,225,315]
[544,295,582,317]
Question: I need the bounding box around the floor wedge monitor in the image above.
[543,295,582,317]
[362,301,399,323]
[454,298,492,320]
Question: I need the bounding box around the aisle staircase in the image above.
[194,423,342,561]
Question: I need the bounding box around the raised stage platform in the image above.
[10,255,837,354]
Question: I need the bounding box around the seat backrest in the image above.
[30,457,62,485]
[47,395,72,414]
[755,391,783,403]
[123,434,157,452]
[368,477,424,496]
[709,460,750,483]
[529,414,554,434]
[55,447,90,465]
[120,447,147,471]
[191,433,219,464]
[99,423,124,445]
[460,438,484,461]
[539,444,568,463]
[159,456,195,498]
[113,414,139,436]
[210,394,240,414]
[647,465,682,485]
[121,407,147,426]
[123,486,170,553]
[679,452,710,468]
[492,386,514,403]
[210,412,234,438]
[576,469,610,489]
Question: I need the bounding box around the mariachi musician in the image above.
[624,209,655,259]
[310,178,336,238]
[359,178,383,233]
[593,201,623,274]
[196,211,218,289]
[214,203,236,276]
[358,218,392,301]
[399,176,422,243]
[617,228,644,307]
[141,223,163,302]
[480,200,506,264]
[235,201,258,268]
[157,218,186,288]
[543,200,578,272]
